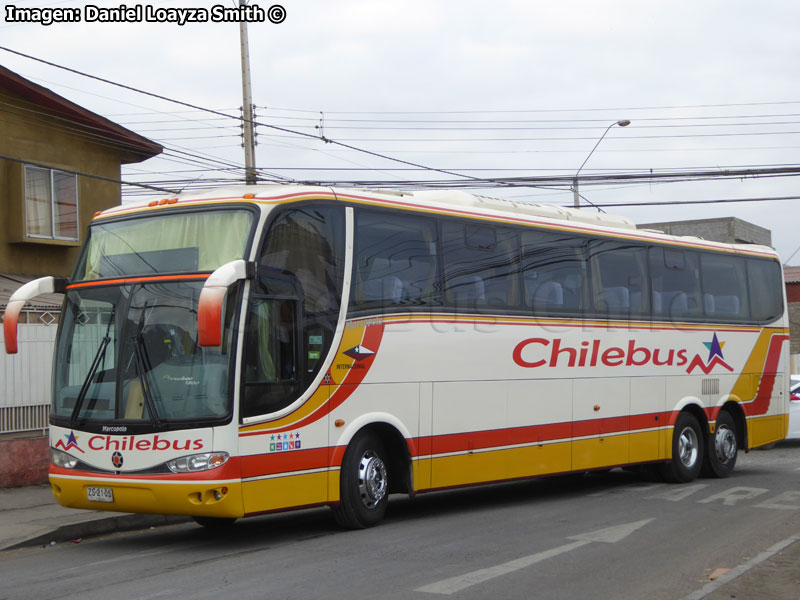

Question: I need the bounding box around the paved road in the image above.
[3,441,800,600]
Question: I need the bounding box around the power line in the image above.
[258,100,800,115]
[576,195,800,208]
[0,151,175,193]
[0,89,266,180]
[0,45,483,183]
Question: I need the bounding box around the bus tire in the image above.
[332,432,389,529]
[701,410,738,478]
[659,412,704,483]
[193,516,237,528]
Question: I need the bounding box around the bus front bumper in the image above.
[49,472,245,518]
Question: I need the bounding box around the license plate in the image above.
[86,486,114,503]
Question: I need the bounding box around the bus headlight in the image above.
[166,452,229,473]
[51,449,78,469]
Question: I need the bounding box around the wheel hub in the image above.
[357,450,387,509]
[715,425,737,463]
[678,426,699,468]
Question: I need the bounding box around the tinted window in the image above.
[243,296,300,417]
[649,247,702,320]
[441,220,519,311]
[521,230,587,315]
[700,253,749,319]
[747,258,783,322]
[589,241,648,317]
[260,206,345,315]
[352,210,440,310]
[243,205,345,417]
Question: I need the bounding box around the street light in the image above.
[573,119,631,208]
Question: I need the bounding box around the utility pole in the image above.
[239,0,257,184]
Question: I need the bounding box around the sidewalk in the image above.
[0,484,188,551]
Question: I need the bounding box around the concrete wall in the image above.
[638,217,772,247]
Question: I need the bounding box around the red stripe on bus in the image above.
[242,323,387,437]
[742,334,790,417]
[239,448,330,478]
[67,273,210,289]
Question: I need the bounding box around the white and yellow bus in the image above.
[4,185,791,528]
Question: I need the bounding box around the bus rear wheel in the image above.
[332,432,389,529]
[701,410,738,478]
[659,412,704,483]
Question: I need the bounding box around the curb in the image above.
[3,514,191,551]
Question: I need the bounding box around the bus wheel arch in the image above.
[332,422,412,529]
[701,404,743,478]
[659,407,706,483]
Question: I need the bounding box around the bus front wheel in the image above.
[659,412,704,483]
[332,432,389,529]
[701,410,738,478]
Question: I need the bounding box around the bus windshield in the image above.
[73,209,253,280]
[53,281,238,429]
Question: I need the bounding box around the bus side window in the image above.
[700,253,749,320]
[260,207,344,315]
[441,221,519,311]
[747,258,783,323]
[648,247,702,320]
[589,241,648,319]
[521,230,587,315]
[352,210,440,311]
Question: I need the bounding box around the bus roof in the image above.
[99,184,779,259]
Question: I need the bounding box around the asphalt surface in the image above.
[1,441,799,599]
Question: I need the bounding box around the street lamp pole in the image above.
[573,119,630,208]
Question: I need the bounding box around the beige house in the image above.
[0,65,161,474]
[0,64,162,280]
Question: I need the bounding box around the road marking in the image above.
[415,519,653,595]
[697,486,768,506]
[589,483,662,497]
[646,483,707,502]
[756,490,800,510]
[680,533,800,600]
[131,592,178,600]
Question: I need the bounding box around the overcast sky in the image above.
[2,0,800,264]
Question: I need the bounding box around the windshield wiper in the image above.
[70,307,115,426]
[130,304,163,427]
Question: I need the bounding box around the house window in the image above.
[24,165,78,241]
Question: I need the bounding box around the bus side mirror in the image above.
[3,276,67,354]
[198,260,255,347]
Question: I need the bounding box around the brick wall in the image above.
[0,435,48,488]
[789,301,800,357]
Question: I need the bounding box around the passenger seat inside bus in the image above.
[362,275,405,304]
[529,280,564,310]
[601,286,630,311]
[448,275,486,308]
[652,290,689,315]
[704,293,741,316]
